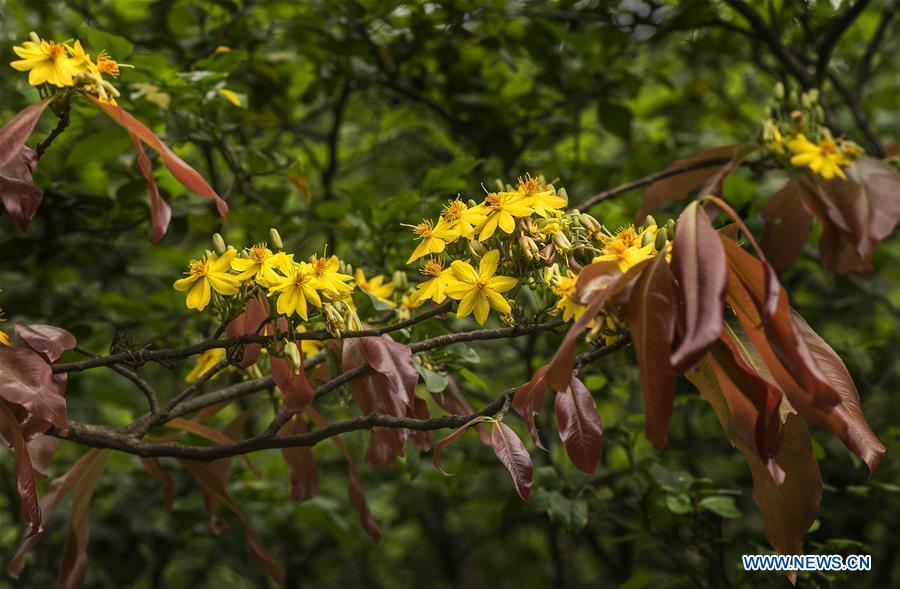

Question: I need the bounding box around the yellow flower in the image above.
[592,226,656,272]
[309,253,354,294]
[296,326,324,358]
[445,250,518,325]
[96,50,126,77]
[508,176,566,217]
[788,134,849,180]
[441,199,487,239]
[355,269,396,307]
[268,262,321,320]
[411,258,453,307]
[0,331,8,346]
[550,271,586,322]
[185,348,225,382]
[173,250,241,311]
[10,37,80,87]
[477,192,533,241]
[407,218,458,264]
[231,244,288,286]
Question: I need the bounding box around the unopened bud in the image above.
[800,91,813,109]
[392,270,408,290]
[557,187,568,204]
[814,105,825,123]
[808,88,819,103]
[467,199,478,209]
[519,235,540,260]
[204,249,214,259]
[655,228,668,250]
[284,341,303,372]
[28,32,41,43]
[324,304,345,336]
[643,215,657,229]
[212,233,227,255]
[268,228,283,250]
[467,240,486,259]
[339,260,353,275]
[665,219,676,239]
[789,90,799,106]
[551,232,572,252]
[578,213,601,233]
[641,230,655,248]
[773,82,785,100]
[346,308,362,331]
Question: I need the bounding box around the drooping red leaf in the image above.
[408,396,432,451]
[56,450,111,589]
[361,335,419,409]
[279,415,319,503]
[128,131,171,243]
[709,334,784,462]
[179,459,285,584]
[225,296,269,368]
[554,376,603,473]
[27,435,59,477]
[547,260,650,391]
[670,201,727,371]
[0,346,68,434]
[0,146,43,231]
[0,402,41,534]
[791,313,885,475]
[689,357,819,574]
[0,98,52,170]
[433,377,491,445]
[139,457,176,512]
[761,179,815,274]
[722,237,840,408]
[365,427,404,469]
[627,251,678,448]
[13,322,77,363]
[7,450,105,579]
[491,421,533,501]
[638,144,756,218]
[271,356,315,412]
[87,97,228,220]
[512,365,549,450]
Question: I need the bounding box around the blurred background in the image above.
[0,1,898,587]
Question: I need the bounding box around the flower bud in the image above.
[284,341,303,372]
[643,215,657,229]
[340,260,353,275]
[557,187,568,204]
[204,249,214,259]
[773,81,785,100]
[815,105,825,123]
[467,199,479,209]
[268,228,283,251]
[468,240,486,259]
[808,88,819,103]
[665,219,676,239]
[789,90,799,106]
[212,233,227,255]
[578,213,601,233]
[519,235,540,260]
[346,307,363,331]
[28,32,41,43]
[551,232,572,253]
[800,91,813,109]
[392,270,408,290]
[655,228,668,250]
[641,229,655,248]
[324,304,345,336]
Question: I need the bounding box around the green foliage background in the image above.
[1,1,898,587]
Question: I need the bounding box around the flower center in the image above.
[47,43,66,60]
[414,220,434,237]
[188,259,209,277]
[293,270,311,287]
[442,200,465,222]
[422,260,444,276]
[251,245,269,263]
[485,193,503,209]
[518,177,543,195]
[819,139,837,154]
[475,278,489,292]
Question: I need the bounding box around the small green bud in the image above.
[28,32,41,43]
[665,219,676,239]
[815,105,825,123]
[551,232,572,252]
[284,341,303,372]
[467,199,478,209]
[643,215,657,229]
[557,187,568,204]
[467,240,486,259]
[392,270,408,290]
[655,228,668,250]
[268,228,284,251]
[579,213,601,232]
[212,233,227,255]
[773,81,785,100]
[641,230,655,248]
[808,88,819,103]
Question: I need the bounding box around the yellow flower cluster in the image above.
[173,233,357,331]
[10,33,128,102]
[760,84,862,181]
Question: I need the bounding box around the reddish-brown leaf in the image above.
[27,435,59,477]
[365,427,404,469]
[512,365,549,450]
[139,457,176,512]
[722,237,840,408]
[7,450,105,579]
[554,376,603,473]
[13,322,77,363]
[491,421,533,501]
[670,201,727,370]
[56,450,111,589]
[0,346,68,434]
[225,296,268,368]
[361,335,419,409]
[279,416,319,503]
[128,131,171,243]
[547,260,649,391]
[87,97,228,220]
[0,98,52,170]
[432,377,490,445]
[0,402,41,534]
[791,313,885,475]
[271,356,315,412]
[432,416,492,475]
[761,179,814,274]
[179,459,285,584]
[627,251,677,448]
[638,144,756,218]
[0,146,43,231]
[687,358,819,572]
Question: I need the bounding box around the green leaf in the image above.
[665,494,692,515]
[699,496,742,519]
